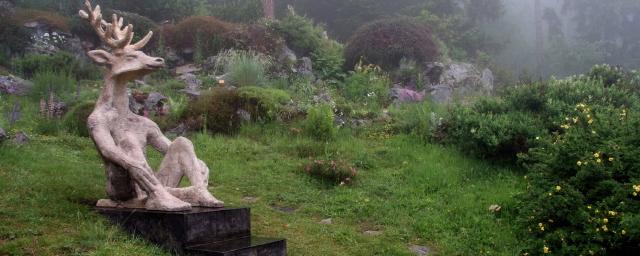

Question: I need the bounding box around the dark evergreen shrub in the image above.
[344,17,439,69]
[183,88,242,135]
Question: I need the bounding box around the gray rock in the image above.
[242,197,258,203]
[175,64,202,75]
[0,75,31,96]
[0,0,15,17]
[237,109,251,122]
[363,230,383,236]
[167,123,187,137]
[319,218,332,225]
[409,245,432,256]
[13,131,29,145]
[278,45,297,69]
[0,127,7,142]
[297,57,314,77]
[391,86,426,104]
[424,62,494,103]
[178,73,202,90]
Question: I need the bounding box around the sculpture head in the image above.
[79,0,164,81]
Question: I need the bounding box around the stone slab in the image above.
[186,237,287,256]
[96,207,251,252]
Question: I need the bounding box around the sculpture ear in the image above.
[87,50,113,65]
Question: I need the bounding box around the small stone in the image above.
[363,230,382,236]
[242,197,258,203]
[488,204,502,214]
[319,218,332,225]
[13,131,29,145]
[409,245,432,256]
[271,205,296,213]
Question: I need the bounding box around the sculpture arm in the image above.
[148,124,172,155]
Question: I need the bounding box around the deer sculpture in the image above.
[79,0,223,211]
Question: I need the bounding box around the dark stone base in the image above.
[96,207,286,255]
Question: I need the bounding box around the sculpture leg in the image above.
[157,137,224,208]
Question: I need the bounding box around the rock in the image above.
[163,47,184,68]
[297,57,314,77]
[409,245,432,256]
[278,45,297,70]
[391,85,426,104]
[175,64,202,75]
[242,197,258,203]
[271,205,296,213]
[129,91,169,117]
[0,127,7,142]
[167,123,187,137]
[319,218,332,225]
[425,62,494,103]
[0,75,31,96]
[237,109,251,122]
[13,131,29,145]
[0,0,15,17]
[178,73,202,89]
[488,204,502,214]
[363,230,382,236]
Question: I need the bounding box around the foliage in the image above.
[183,88,241,134]
[163,16,236,60]
[237,86,291,122]
[0,15,30,60]
[342,62,391,109]
[303,158,357,185]
[516,102,640,255]
[344,17,439,70]
[29,70,75,101]
[270,9,325,57]
[389,101,435,143]
[63,101,94,137]
[223,50,271,87]
[208,0,263,23]
[311,40,345,81]
[12,52,100,80]
[303,104,336,141]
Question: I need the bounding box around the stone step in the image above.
[185,237,287,256]
[96,207,251,252]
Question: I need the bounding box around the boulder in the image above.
[278,45,297,70]
[0,75,31,96]
[129,91,169,117]
[391,85,426,104]
[424,62,494,103]
[296,57,314,77]
[13,131,29,145]
[0,127,7,142]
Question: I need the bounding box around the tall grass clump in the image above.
[30,70,75,101]
[219,50,271,87]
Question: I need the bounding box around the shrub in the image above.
[208,0,263,23]
[344,17,439,70]
[342,61,391,109]
[311,40,345,81]
[270,10,325,57]
[237,86,291,122]
[183,88,242,134]
[303,104,336,141]
[389,101,434,143]
[12,52,100,80]
[30,70,75,101]
[63,101,94,137]
[163,16,236,60]
[0,15,30,59]
[516,102,640,255]
[303,158,357,185]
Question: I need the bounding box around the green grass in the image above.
[0,122,525,255]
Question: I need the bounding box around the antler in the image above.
[79,0,153,50]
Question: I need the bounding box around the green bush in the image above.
[12,52,100,80]
[237,86,291,122]
[303,158,357,185]
[344,17,439,70]
[30,70,75,101]
[183,88,242,134]
[63,101,94,137]
[0,15,30,60]
[311,40,345,81]
[389,101,434,143]
[303,104,336,141]
[163,16,236,60]
[342,62,391,109]
[516,102,640,255]
[271,10,325,56]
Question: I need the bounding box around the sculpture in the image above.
[79,0,223,211]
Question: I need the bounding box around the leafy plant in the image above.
[311,40,345,81]
[30,70,75,102]
[237,86,291,122]
[63,101,94,137]
[12,52,100,80]
[342,61,391,109]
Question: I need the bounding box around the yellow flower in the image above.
[634,192,638,197]
[633,185,640,193]
[543,246,550,254]
[603,218,609,224]
[588,119,594,124]
[573,117,579,124]
[609,211,617,216]
[622,230,626,235]
[587,205,592,209]
[555,186,562,192]
[602,225,608,232]
[594,152,600,158]
[597,159,602,163]
[577,161,583,166]
[609,157,614,162]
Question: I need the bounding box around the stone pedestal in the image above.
[97,207,286,255]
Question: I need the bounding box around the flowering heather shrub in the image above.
[517,102,640,255]
[303,158,357,184]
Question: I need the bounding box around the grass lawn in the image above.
[0,123,525,255]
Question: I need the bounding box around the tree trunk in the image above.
[262,0,275,19]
